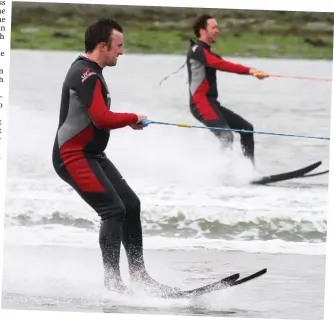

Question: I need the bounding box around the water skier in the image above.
[52,18,179,296]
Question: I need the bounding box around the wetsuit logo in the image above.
[81,68,96,83]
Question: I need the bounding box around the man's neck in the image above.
[84,53,105,69]
[198,38,211,46]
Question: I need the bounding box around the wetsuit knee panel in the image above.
[125,194,141,213]
[99,197,126,221]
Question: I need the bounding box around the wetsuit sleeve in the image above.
[75,74,138,129]
[191,46,251,74]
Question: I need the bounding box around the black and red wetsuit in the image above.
[52,55,145,285]
[186,40,255,162]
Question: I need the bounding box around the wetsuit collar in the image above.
[76,54,103,71]
[198,40,211,51]
[189,39,211,51]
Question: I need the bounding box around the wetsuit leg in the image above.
[97,156,181,295]
[218,105,255,163]
[54,156,128,290]
[97,155,145,277]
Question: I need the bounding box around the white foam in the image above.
[4,225,325,255]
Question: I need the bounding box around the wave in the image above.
[3,225,326,256]
[5,206,327,243]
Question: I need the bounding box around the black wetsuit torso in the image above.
[52,55,138,171]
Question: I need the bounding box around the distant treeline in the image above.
[11,2,334,36]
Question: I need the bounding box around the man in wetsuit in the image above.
[187,14,269,165]
[52,18,179,296]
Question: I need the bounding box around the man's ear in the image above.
[97,42,107,51]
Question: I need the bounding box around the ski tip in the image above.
[232,268,268,287]
[259,268,267,274]
[251,268,267,276]
[308,161,322,171]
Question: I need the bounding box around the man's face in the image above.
[103,30,124,66]
[201,18,219,44]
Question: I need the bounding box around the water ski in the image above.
[161,268,267,299]
[251,161,328,185]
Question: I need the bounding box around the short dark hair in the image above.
[193,14,213,38]
[84,18,123,53]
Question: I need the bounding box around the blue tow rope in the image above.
[139,120,330,141]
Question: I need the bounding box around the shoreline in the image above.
[10,28,333,60]
[8,47,334,63]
